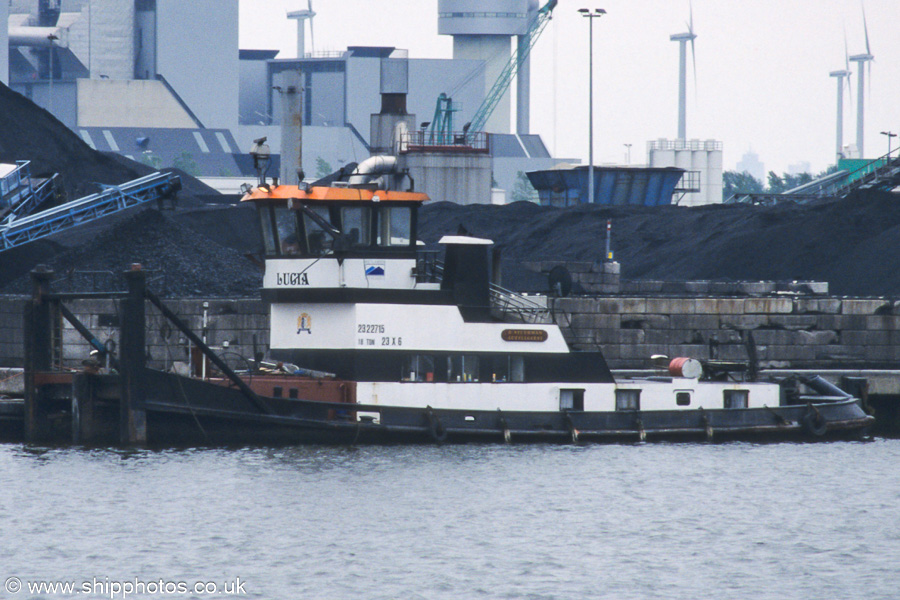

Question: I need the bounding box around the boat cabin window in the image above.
[676,391,691,406]
[615,389,641,411]
[377,206,412,247]
[559,388,585,411]
[258,205,277,255]
[340,206,372,248]
[448,355,479,383]
[491,356,525,382]
[402,355,435,382]
[274,206,301,255]
[302,205,334,255]
[724,390,749,409]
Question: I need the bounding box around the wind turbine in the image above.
[849,7,874,157]
[288,0,316,59]
[670,4,697,141]
[829,37,852,161]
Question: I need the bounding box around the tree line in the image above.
[723,166,839,200]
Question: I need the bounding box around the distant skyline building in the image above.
[787,160,811,176]
[736,148,765,182]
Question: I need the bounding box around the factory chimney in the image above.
[370,50,416,155]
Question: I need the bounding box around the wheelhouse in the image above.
[242,185,429,259]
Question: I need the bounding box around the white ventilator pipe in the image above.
[347,156,397,186]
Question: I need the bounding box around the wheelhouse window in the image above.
[448,355,479,382]
[724,390,749,409]
[377,206,412,247]
[274,206,301,255]
[258,205,277,255]
[302,205,334,255]
[616,389,641,411]
[340,206,372,248]
[402,355,435,382]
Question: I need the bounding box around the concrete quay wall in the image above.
[552,295,900,370]
[3,293,900,373]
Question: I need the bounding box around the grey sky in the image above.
[240,0,899,177]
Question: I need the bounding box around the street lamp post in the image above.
[881,131,897,161]
[578,7,606,204]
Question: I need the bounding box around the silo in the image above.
[673,141,693,205]
[706,139,724,204]
[648,139,675,168]
[689,143,708,206]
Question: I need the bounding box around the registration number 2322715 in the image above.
[357,324,385,334]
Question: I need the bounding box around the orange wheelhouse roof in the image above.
[241,185,430,204]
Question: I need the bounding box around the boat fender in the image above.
[699,407,714,442]
[426,406,448,443]
[565,412,580,444]
[802,406,828,437]
[497,409,512,444]
[635,417,646,442]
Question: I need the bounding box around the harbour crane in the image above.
[427,0,558,145]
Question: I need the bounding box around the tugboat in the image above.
[235,169,874,444]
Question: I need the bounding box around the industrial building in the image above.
[1,0,569,204]
[1,0,730,206]
[5,0,238,131]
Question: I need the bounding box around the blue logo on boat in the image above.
[365,265,385,276]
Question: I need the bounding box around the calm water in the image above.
[1,440,899,600]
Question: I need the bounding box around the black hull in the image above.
[138,372,874,446]
[5,371,875,446]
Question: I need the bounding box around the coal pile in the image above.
[2,210,262,297]
[0,83,263,296]
[0,83,149,201]
[419,190,900,297]
[5,79,900,299]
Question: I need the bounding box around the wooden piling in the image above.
[24,267,55,443]
[119,265,147,445]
